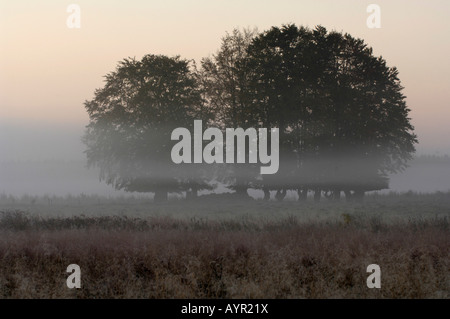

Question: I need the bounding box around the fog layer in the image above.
[1,122,449,197]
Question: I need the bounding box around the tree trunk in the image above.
[235,173,249,198]
[235,185,249,198]
[186,187,198,200]
[297,188,307,201]
[314,189,321,202]
[263,187,271,201]
[275,189,287,201]
[344,190,353,202]
[154,189,168,202]
[354,189,365,201]
[190,186,198,198]
[333,189,341,201]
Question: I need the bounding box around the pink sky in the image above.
[1,0,449,155]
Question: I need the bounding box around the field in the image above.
[0,192,448,299]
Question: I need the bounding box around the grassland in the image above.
[0,192,448,298]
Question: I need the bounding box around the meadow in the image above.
[0,192,448,298]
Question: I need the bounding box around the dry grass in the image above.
[0,209,448,299]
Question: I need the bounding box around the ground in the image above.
[0,192,448,298]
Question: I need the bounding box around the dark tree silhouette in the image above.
[244,25,417,200]
[83,25,417,203]
[200,28,260,197]
[83,54,211,202]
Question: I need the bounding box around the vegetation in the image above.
[83,25,417,202]
[83,55,213,201]
[0,193,448,298]
[243,25,417,200]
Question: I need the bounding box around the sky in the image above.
[1,0,450,162]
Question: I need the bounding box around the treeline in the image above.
[83,24,417,202]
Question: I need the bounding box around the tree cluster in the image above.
[83,25,417,202]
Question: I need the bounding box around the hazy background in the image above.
[1,0,450,196]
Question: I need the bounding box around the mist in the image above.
[1,121,449,198]
[0,3,449,301]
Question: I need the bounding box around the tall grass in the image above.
[0,210,448,298]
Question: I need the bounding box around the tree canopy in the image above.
[242,25,417,199]
[83,55,211,201]
[83,25,417,201]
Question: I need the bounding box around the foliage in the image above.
[83,55,212,200]
[83,25,417,201]
[244,25,417,195]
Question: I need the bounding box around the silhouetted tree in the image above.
[200,28,260,197]
[245,25,417,200]
[83,25,417,203]
[83,55,211,202]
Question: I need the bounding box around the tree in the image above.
[244,25,417,200]
[83,54,210,202]
[200,27,260,197]
[244,25,314,200]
